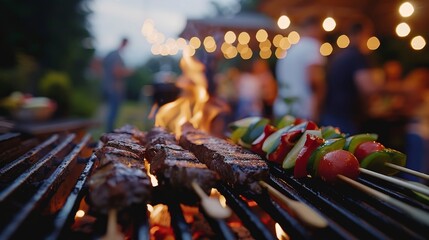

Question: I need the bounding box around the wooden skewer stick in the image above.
[338,174,429,227]
[384,163,429,181]
[259,181,328,228]
[191,181,232,219]
[101,209,124,240]
[359,168,429,196]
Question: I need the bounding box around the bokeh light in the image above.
[256,29,268,42]
[322,17,336,32]
[320,42,333,56]
[224,31,236,44]
[238,32,250,44]
[396,22,411,37]
[367,36,380,50]
[337,34,350,48]
[411,36,426,50]
[288,31,300,44]
[399,2,414,17]
[277,15,291,29]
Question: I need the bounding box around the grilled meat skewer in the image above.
[88,161,152,213]
[179,123,269,194]
[145,128,219,203]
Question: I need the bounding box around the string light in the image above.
[322,17,336,32]
[277,15,291,29]
[320,42,333,56]
[224,31,236,44]
[399,2,414,17]
[337,35,350,48]
[288,31,300,44]
[367,36,380,50]
[411,36,426,50]
[396,22,411,37]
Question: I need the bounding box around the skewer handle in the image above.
[191,181,207,198]
[338,175,429,227]
[260,181,328,228]
[101,209,123,240]
[385,163,429,181]
[359,168,429,196]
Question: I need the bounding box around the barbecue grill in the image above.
[0,126,428,240]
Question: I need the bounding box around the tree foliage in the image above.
[0,0,94,87]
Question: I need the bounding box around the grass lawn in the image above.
[90,99,155,139]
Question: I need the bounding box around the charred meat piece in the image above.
[113,124,146,144]
[100,133,140,144]
[179,124,269,193]
[145,127,176,146]
[88,161,152,213]
[146,143,219,193]
[104,140,146,159]
[95,146,145,170]
[145,127,219,203]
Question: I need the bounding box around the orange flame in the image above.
[154,55,222,137]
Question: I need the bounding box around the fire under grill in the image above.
[0,128,428,240]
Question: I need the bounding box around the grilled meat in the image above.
[100,133,140,144]
[146,144,219,192]
[104,140,146,159]
[145,127,219,203]
[95,146,145,170]
[88,161,151,213]
[145,127,176,146]
[113,124,146,144]
[179,123,269,193]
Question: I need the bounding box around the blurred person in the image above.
[102,37,133,132]
[253,59,277,120]
[403,68,429,182]
[367,60,405,118]
[274,15,326,122]
[320,22,379,134]
[235,60,264,120]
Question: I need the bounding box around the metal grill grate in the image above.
[0,131,428,240]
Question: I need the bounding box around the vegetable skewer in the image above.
[360,168,429,196]
[338,174,429,227]
[384,162,429,181]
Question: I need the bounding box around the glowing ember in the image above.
[144,161,158,187]
[75,210,85,218]
[154,55,223,137]
[275,223,289,240]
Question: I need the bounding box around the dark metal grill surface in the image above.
[0,130,428,240]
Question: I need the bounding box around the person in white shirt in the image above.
[274,15,326,122]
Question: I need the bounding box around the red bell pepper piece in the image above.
[251,124,277,155]
[267,130,302,164]
[294,134,324,178]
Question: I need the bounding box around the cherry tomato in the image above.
[354,141,385,162]
[318,150,360,183]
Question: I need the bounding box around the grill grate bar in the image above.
[307,176,425,239]
[0,133,75,203]
[217,183,276,240]
[131,205,150,240]
[0,134,59,180]
[359,175,429,211]
[350,177,429,235]
[46,153,97,240]
[199,206,235,240]
[269,163,389,239]
[268,176,355,239]
[0,134,91,240]
[247,190,313,239]
[166,196,193,240]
